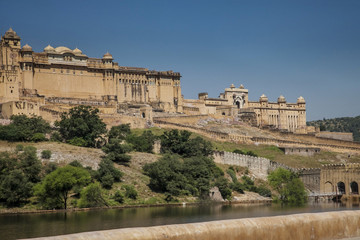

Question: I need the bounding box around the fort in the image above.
[0,28,312,134]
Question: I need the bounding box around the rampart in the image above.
[154,118,360,153]
[23,210,360,240]
[213,151,320,192]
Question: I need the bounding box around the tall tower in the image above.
[0,28,21,102]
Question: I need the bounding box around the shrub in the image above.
[50,132,62,142]
[41,150,52,159]
[123,185,138,200]
[15,144,24,152]
[113,190,124,204]
[68,137,87,147]
[78,182,108,208]
[31,133,47,142]
[68,160,83,168]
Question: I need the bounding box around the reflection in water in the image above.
[0,202,359,240]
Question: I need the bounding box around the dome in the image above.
[55,46,73,54]
[22,44,32,51]
[239,84,244,89]
[230,83,235,88]
[259,94,268,102]
[277,95,286,103]
[4,27,20,40]
[102,52,113,59]
[297,96,305,104]
[44,45,55,52]
[73,48,82,54]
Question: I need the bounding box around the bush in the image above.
[41,150,52,159]
[68,137,87,147]
[68,160,83,168]
[31,133,47,142]
[50,132,62,142]
[123,185,138,200]
[15,144,24,152]
[102,139,132,166]
[78,182,108,208]
[113,190,124,204]
[97,159,123,189]
[215,176,232,200]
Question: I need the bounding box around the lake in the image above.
[1,201,359,240]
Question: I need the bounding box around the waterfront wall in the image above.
[24,210,360,240]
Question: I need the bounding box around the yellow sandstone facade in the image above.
[0,28,307,133]
[0,28,182,119]
[183,84,307,133]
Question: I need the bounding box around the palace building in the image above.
[0,28,307,133]
[183,84,307,133]
[0,28,182,120]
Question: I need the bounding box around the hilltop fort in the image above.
[0,28,354,142]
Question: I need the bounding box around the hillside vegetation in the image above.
[307,115,360,142]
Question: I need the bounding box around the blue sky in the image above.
[1,0,359,120]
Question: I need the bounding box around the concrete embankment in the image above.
[24,210,360,240]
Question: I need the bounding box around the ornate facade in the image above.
[183,84,307,133]
[0,28,182,119]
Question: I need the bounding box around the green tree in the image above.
[97,159,123,189]
[0,115,50,142]
[108,124,131,141]
[123,185,138,200]
[78,182,108,208]
[34,166,91,209]
[19,146,42,183]
[160,130,213,157]
[55,105,106,147]
[0,169,33,207]
[41,150,52,159]
[126,130,156,153]
[268,168,306,205]
[102,139,132,166]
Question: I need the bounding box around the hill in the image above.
[307,115,360,142]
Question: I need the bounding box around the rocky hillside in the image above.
[307,115,360,142]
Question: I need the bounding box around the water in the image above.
[1,202,359,240]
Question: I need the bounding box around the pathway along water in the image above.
[1,202,359,240]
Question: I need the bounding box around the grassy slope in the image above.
[133,128,360,169]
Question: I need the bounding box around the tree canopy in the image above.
[55,105,106,147]
[160,130,213,157]
[268,168,307,205]
[34,165,91,209]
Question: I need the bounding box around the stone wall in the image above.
[24,211,360,240]
[213,151,321,192]
[316,131,353,142]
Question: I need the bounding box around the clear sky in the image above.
[1,0,359,121]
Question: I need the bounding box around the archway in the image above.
[324,181,333,193]
[350,181,359,195]
[142,112,145,118]
[337,182,346,194]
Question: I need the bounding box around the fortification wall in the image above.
[213,151,320,192]
[24,210,360,240]
[154,118,360,154]
[316,131,354,142]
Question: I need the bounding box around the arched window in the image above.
[350,182,358,194]
[337,182,346,194]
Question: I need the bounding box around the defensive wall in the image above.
[153,118,360,153]
[23,210,360,240]
[213,151,320,192]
